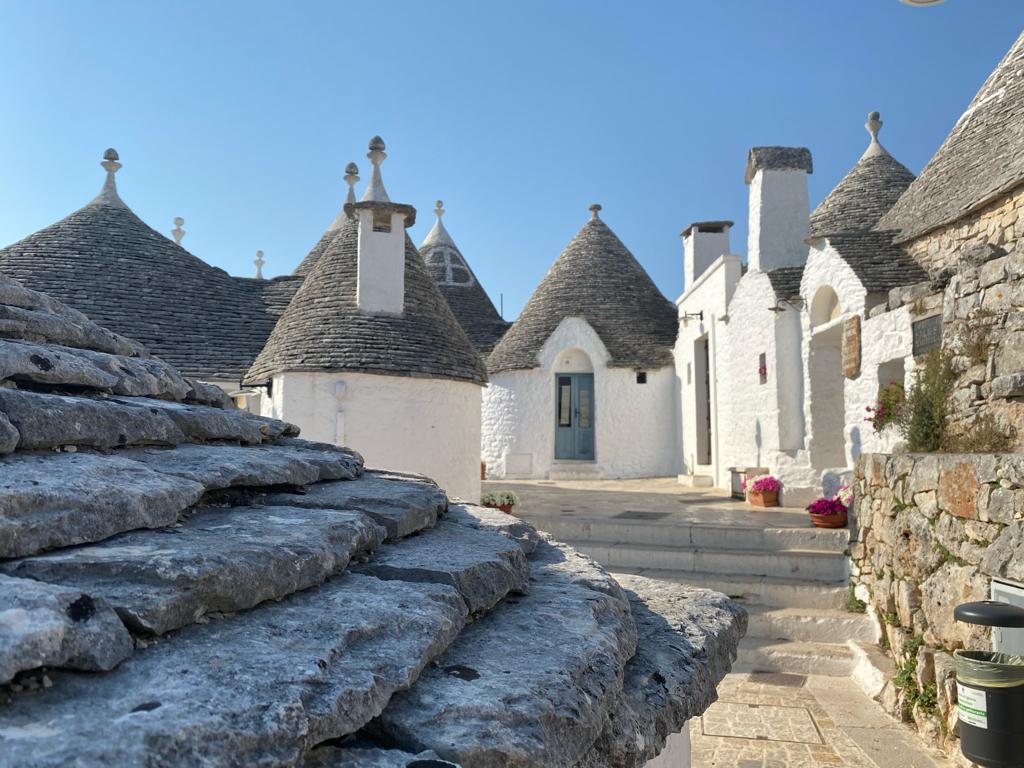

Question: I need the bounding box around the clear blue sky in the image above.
[1,1,1021,318]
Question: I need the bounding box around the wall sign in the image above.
[912,315,943,357]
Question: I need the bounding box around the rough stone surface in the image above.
[0,574,133,684]
[0,574,467,767]
[302,744,458,768]
[370,540,637,767]
[0,389,187,450]
[3,506,386,635]
[110,395,266,444]
[264,470,446,540]
[121,442,359,492]
[0,410,19,453]
[69,346,191,400]
[0,339,118,390]
[0,451,205,558]
[444,503,541,555]
[356,518,529,616]
[576,575,746,768]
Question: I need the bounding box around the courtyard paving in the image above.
[482,477,811,529]
[692,672,950,768]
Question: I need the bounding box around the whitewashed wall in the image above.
[261,371,482,501]
[482,317,679,479]
[801,241,914,473]
[716,271,804,489]
[674,255,743,486]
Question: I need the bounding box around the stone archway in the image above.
[807,322,846,469]
[810,285,841,328]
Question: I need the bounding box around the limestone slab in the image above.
[0,574,467,767]
[0,451,205,558]
[0,574,133,684]
[3,505,386,635]
[355,518,529,615]
[302,745,458,767]
[264,470,446,540]
[577,574,747,768]
[274,438,366,480]
[72,348,192,400]
[0,339,118,390]
[0,303,133,357]
[121,442,358,492]
[0,389,186,450]
[444,503,541,554]
[110,396,266,444]
[370,540,637,766]
[0,410,18,453]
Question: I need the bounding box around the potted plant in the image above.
[481,490,519,514]
[744,475,780,508]
[806,487,850,528]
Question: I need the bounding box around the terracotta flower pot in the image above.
[484,502,514,515]
[747,489,779,508]
[810,510,848,528]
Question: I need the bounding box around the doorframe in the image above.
[554,372,596,462]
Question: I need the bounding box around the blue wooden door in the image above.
[555,374,595,460]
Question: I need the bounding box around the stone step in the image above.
[548,462,603,481]
[745,606,878,644]
[607,568,848,610]
[734,637,856,677]
[520,514,849,553]
[557,540,849,581]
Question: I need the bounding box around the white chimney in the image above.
[348,136,416,315]
[682,220,732,290]
[745,147,812,273]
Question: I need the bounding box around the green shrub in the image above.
[845,585,867,613]
[899,349,956,452]
[480,490,519,507]
[943,412,1015,453]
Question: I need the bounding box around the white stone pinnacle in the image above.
[435,200,445,221]
[861,111,888,158]
[171,217,185,245]
[254,250,266,280]
[92,147,127,207]
[360,136,391,203]
[589,203,602,220]
[344,162,360,206]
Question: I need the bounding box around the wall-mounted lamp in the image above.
[681,311,704,326]
[767,297,804,313]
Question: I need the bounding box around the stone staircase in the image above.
[518,509,880,677]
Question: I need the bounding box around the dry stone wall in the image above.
[897,184,1024,449]
[851,452,1024,759]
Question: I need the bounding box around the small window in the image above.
[636,371,647,384]
[758,353,768,385]
[372,209,392,232]
[558,377,572,427]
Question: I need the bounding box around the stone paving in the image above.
[691,673,951,768]
[483,477,811,529]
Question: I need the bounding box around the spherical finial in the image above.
[171,217,185,245]
[368,136,386,152]
[345,162,359,176]
[103,148,119,162]
[435,200,445,220]
[173,216,184,227]
[100,147,122,175]
[254,249,266,280]
[865,111,883,143]
[589,203,602,220]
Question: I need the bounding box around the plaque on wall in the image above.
[912,315,943,357]
[842,315,861,379]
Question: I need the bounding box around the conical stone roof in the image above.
[488,208,677,374]
[0,150,279,380]
[419,202,509,354]
[292,163,361,277]
[244,217,487,385]
[877,31,1024,242]
[809,112,915,238]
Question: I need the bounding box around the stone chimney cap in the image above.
[681,220,734,238]
[744,146,813,184]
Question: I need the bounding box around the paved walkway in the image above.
[691,672,951,768]
[482,477,811,529]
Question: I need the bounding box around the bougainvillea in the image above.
[865,382,905,433]
[743,475,780,493]
[836,485,853,508]
[806,497,846,516]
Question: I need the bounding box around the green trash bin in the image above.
[954,601,1024,768]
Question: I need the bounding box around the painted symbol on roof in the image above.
[426,247,475,287]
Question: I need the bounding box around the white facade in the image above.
[801,241,914,473]
[356,209,406,314]
[260,370,482,501]
[482,317,679,480]
[674,254,742,486]
[747,168,810,272]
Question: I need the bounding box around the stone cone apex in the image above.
[420,200,457,251]
[91,148,126,208]
[361,136,391,203]
[861,111,889,159]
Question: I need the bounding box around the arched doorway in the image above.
[807,286,846,469]
[554,348,595,461]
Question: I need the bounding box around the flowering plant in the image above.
[865,382,904,433]
[743,475,780,493]
[806,497,847,516]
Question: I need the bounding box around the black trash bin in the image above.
[953,600,1024,768]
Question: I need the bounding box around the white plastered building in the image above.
[483,205,680,480]
[244,137,487,501]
